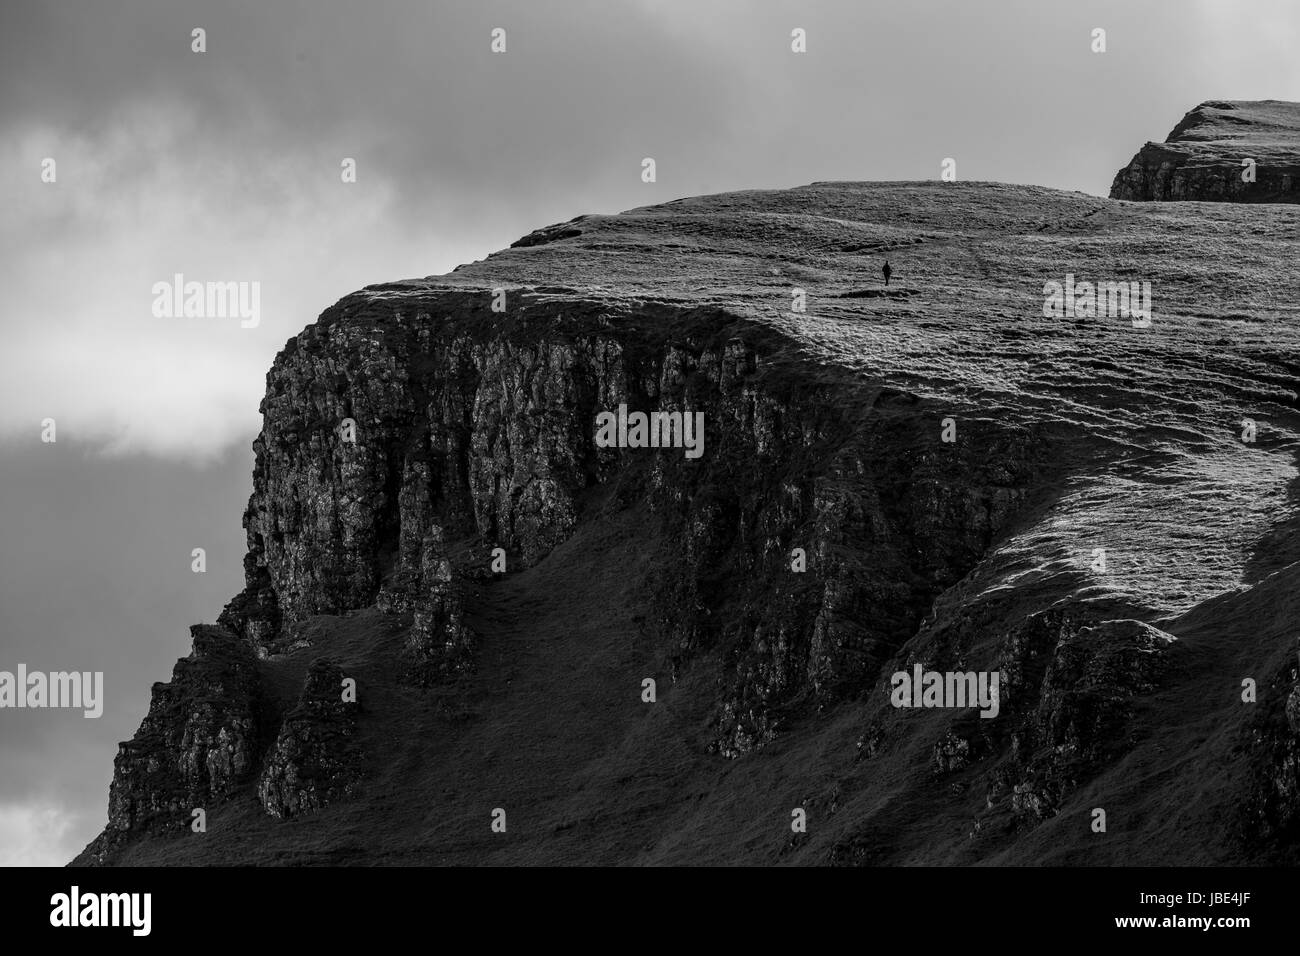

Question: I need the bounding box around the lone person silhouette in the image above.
[882,259,892,287]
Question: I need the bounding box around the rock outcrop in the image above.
[395,528,476,685]
[77,626,262,864]
[76,108,1300,864]
[258,658,363,819]
[1110,100,1300,202]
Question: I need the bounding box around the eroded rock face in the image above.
[858,595,1177,836]
[217,307,630,651]
[399,528,476,685]
[112,627,262,823]
[700,416,1048,756]
[1110,100,1300,202]
[216,294,1053,747]
[993,616,1175,825]
[258,658,363,819]
[77,626,262,863]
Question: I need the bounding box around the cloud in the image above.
[0,799,83,867]
[0,96,456,462]
[0,0,751,461]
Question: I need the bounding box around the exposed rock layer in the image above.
[1110,100,1300,202]
[258,658,363,819]
[77,626,262,865]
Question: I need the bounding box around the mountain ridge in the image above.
[75,107,1300,866]
[1110,99,1300,202]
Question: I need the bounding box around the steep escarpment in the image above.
[76,626,264,865]
[77,167,1300,865]
[1110,100,1300,202]
[204,288,1058,752]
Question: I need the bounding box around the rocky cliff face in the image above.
[206,285,1055,754]
[1110,100,1300,202]
[257,658,362,819]
[76,626,263,865]
[77,117,1300,864]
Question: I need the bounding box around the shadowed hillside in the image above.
[76,106,1300,865]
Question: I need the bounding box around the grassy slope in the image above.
[104,495,1300,866]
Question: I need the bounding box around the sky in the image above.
[0,0,1298,866]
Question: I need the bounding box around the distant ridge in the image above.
[1110,99,1300,202]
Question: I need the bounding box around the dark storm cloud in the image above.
[0,0,752,228]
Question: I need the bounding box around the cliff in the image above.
[1110,99,1300,202]
[76,171,1300,865]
